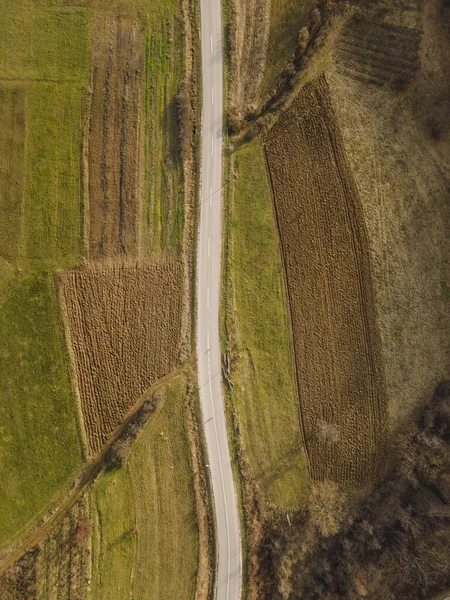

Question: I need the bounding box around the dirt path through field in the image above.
[264,75,387,487]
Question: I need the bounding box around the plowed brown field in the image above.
[87,15,145,260]
[264,75,387,486]
[60,261,184,455]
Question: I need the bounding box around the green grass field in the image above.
[261,0,314,99]
[0,271,83,545]
[90,377,199,599]
[225,139,309,507]
[22,83,86,268]
[0,4,90,547]
[0,6,90,82]
[144,13,185,257]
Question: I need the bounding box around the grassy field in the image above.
[22,83,86,268]
[90,377,199,599]
[144,12,185,256]
[0,4,90,548]
[260,0,314,99]
[0,6,90,83]
[225,139,309,507]
[0,271,83,545]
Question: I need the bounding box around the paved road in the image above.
[196,0,242,597]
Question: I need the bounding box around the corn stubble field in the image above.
[60,260,184,454]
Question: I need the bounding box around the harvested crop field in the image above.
[88,15,145,260]
[335,16,421,88]
[60,260,185,455]
[264,75,387,486]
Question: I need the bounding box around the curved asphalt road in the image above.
[196,0,242,597]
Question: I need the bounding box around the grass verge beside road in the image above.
[225,139,309,507]
[90,377,199,599]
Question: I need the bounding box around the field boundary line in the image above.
[57,274,89,460]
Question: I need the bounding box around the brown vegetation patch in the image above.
[87,15,145,260]
[264,75,387,487]
[260,382,450,600]
[0,86,25,263]
[0,547,39,600]
[0,495,91,600]
[37,495,91,600]
[327,0,450,429]
[228,0,270,117]
[60,260,184,455]
[335,16,421,88]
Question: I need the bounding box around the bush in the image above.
[259,381,450,600]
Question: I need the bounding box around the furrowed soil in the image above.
[264,75,388,486]
[88,15,145,260]
[59,260,185,455]
[90,377,199,600]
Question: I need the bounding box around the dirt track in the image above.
[60,260,184,455]
[264,75,387,486]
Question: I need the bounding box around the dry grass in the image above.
[228,0,270,115]
[264,75,387,487]
[59,260,185,455]
[334,15,421,88]
[87,15,145,260]
[327,0,450,430]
